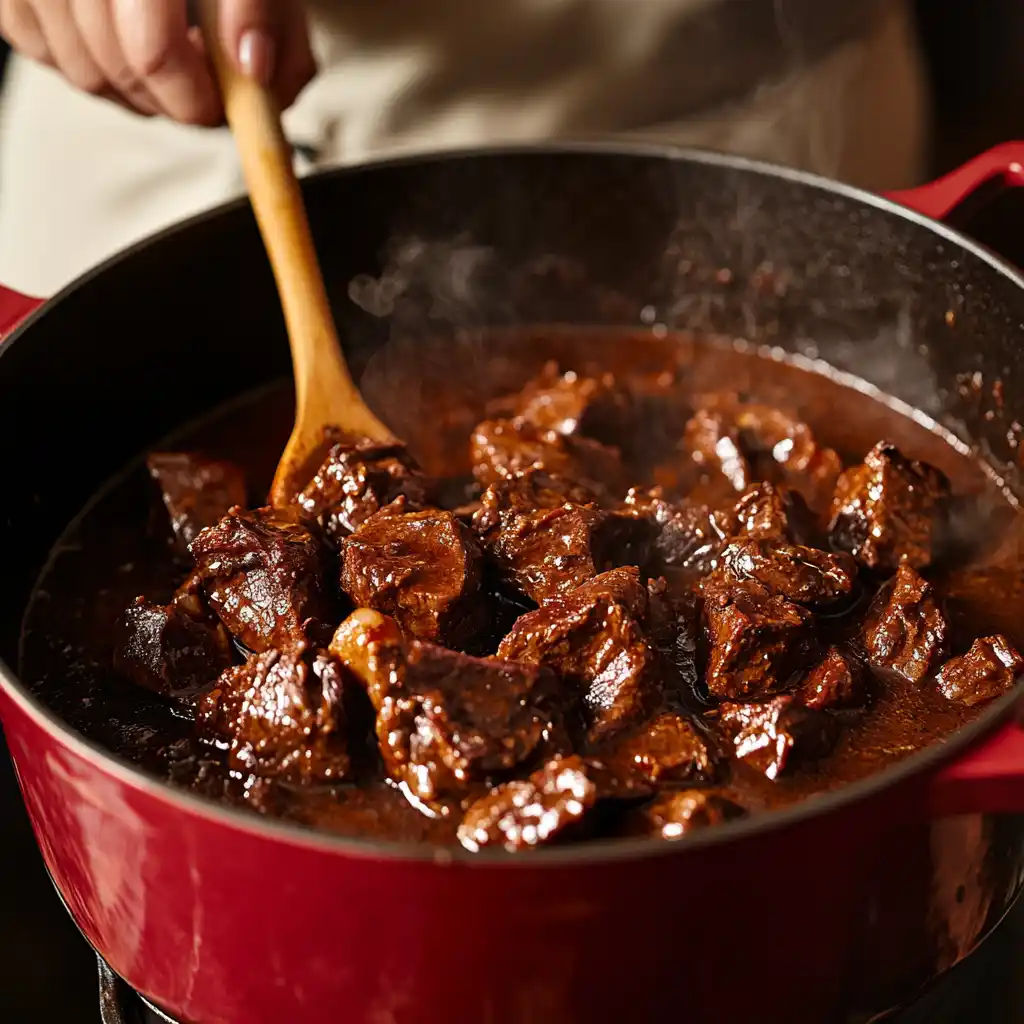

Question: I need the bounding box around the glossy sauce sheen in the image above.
[18,332,1024,845]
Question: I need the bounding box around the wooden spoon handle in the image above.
[196,2,342,394]
[196,1,392,468]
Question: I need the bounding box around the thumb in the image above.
[220,0,317,108]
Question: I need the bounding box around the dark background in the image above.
[0,1,1023,1020]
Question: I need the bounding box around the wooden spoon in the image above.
[196,2,394,507]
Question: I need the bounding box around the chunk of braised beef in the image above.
[862,564,949,683]
[170,570,219,624]
[196,645,352,782]
[682,399,842,510]
[731,402,843,512]
[296,438,433,540]
[801,647,868,711]
[114,573,233,701]
[683,407,753,492]
[147,452,247,549]
[598,710,722,785]
[457,755,598,852]
[726,482,817,544]
[471,468,600,536]
[829,441,950,572]
[717,694,838,780]
[936,635,1023,707]
[509,363,635,445]
[330,610,567,807]
[496,566,661,743]
[715,537,857,609]
[190,505,335,654]
[340,497,485,648]
[474,499,653,605]
[703,579,815,700]
[623,487,730,575]
[623,789,747,839]
[470,416,622,494]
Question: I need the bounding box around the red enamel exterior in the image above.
[2,144,1024,1024]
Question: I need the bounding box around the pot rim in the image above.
[2,139,1022,867]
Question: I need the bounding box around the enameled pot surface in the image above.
[2,143,1024,1023]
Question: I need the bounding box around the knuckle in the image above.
[128,41,176,80]
[109,64,144,96]
[71,70,107,95]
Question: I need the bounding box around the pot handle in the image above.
[927,718,1024,816]
[0,284,44,339]
[886,141,1024,222]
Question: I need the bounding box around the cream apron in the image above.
[0,0,927,297]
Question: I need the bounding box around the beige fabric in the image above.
[0,0,928,298]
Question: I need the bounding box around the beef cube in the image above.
[623,789,746,839]
[114,572,233,701]
[170,569,219,624]
[703,580,815,700]
[731,403,843,512]
[496,567,661,743]
[829,441,950,572]
[599,710,722,784]
[472,468,601,536]
[683,407,753,492]
[717,694,838,780]
[470,416,622,494]
[936,636,1023,707]
[190,506,335,653]
[296,438,433,540]
[330,610,566,806]
[862,564,949,682]
[801,647,868,710]
[623,487,730,575]
[510,363,635,444]
[457,755,597,852]
[340,498,485,648]
[726,482,817,544]
[682,400,841,510]
[196,645,351,782]
[715,537,857,608]
[147,452,247,549]
[475,498,653,605]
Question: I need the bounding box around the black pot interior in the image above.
[3,145,1024,678]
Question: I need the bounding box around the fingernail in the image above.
[239,29,274,87]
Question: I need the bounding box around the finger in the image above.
[112,0,221,125]
[0,0,53,65]
[30,0,110,94]
[72,0,161,115]
[220,0,316,108]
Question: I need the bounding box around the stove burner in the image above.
[98,958,178,1024]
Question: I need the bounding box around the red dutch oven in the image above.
[2,142,1024,1024]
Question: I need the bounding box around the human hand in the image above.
[0,0,316,124]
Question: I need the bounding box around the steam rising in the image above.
[348,236,500,324]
